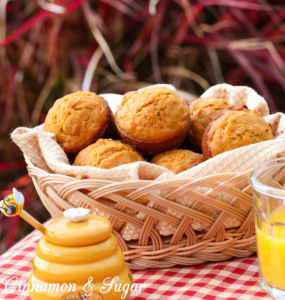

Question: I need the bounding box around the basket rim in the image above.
[24,154,253,183]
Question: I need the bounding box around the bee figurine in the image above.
[0,188,24,217]
[0,188,46,234]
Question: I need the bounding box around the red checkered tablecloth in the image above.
[0,227,272,300]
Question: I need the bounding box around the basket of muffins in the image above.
[11,84,285,270]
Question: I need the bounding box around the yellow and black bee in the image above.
[0,188,24,217]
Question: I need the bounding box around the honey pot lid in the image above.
[45,208,112,247]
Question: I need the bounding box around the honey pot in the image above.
[0,188,133,300]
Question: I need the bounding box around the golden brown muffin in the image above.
[188,97,231,147]
[44,91,116,156]
[151,149,203,174]
[202,106,274,159]
[115,87,190,156]
[73,139,144,169]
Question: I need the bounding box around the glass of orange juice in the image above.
[250,158,285,299]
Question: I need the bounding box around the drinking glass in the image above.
[250,158,285,299]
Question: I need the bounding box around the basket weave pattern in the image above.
[27,156,256,270]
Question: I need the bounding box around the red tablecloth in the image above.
[0,228,272,300]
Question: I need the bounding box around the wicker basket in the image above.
[12,84,285,270]
[25,155,256,270]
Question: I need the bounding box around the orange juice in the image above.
[256,206,285,290]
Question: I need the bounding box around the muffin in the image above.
[188,97,231,147]
[151,149,203,174]
[115,87,190,156]
[44,91,116,156]
[74,139,144,169]
[202,106,274,159]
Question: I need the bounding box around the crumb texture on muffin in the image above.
[151,149,203,174]
[188,97,231,147]
[202,106,274,159]
[115,87,190,155]
[74,139,144,169]
[116,87,190,143]
[44,91,111,156]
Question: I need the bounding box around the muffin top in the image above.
[44,91,110,156]
[115,87,190,143]
[151,149,203,174]
[202,106,274,159]
[188,97,231,147]
[74,139,144,169]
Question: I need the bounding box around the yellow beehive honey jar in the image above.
[0,189,133,300]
